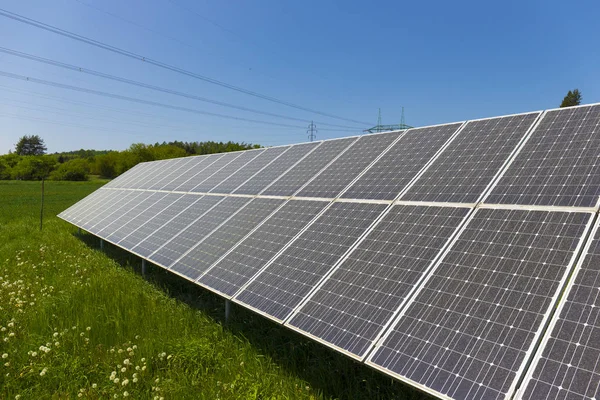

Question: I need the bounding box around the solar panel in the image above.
[341,123,463,200]
[210,146,291,194]
[367,208,593,400]
[485,104,600,207]
[198,199,328,297]
[287,205,471,359]
[128,160,174,189]
[173,153,239,192]
[401,113,541,204]
[235,202,388,322]
[190,149,265,193]
[130,195,223,258]
[148,157,197,190]
[148,196,250,269]
[158,155,213,191]
[518,217,600,400]
[79,190,144,231]
[133,158,189,190]
[88,191,155,234]
[170,198,285,281]
[296,131,403,199]
[59,188,112,223]
[102,192,175,244]
[233,142,319,195]
[261,137,357,197]
[116,193,185,250]
[102,163,145,189]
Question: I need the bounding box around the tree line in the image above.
[0,135,261,181]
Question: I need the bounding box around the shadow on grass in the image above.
[77,232,430,400]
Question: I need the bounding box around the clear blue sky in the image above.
[0,0,598,154]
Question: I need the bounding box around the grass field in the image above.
[0,180,427,399]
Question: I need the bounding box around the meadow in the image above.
[0,180,426,399]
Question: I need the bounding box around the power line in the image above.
[0,7,371,126]
[0,70,311,129]
[0,47,361,130]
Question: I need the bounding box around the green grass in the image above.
[0,181,427,400]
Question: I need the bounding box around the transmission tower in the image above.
[376,108,382,132]
[307,121,317,141]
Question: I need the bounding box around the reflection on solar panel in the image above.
[341,123,462,200]
[171,198,284,281]
[130,195,223,258]
[190,149,264,193]
[149,196,249,270]
[367,209,592,400]
[519,217,600,400]
[233,142,319,195]
[198,199,328,297]
[297,131,403,199]
[210,146,290,194]
[288,205,471,359]
[149,157,197,190]
[103,163,144,189]
[261,137,357,196]
[485,104,600,207]
[59,188,112,223]
[402,113,540,203]
[235,202,387,321]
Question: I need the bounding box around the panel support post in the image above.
[100,239,104,251]
[225,299,231,324]
[141,259,147,277]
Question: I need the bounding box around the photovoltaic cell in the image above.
[486,104,600,207]
[401,113,540,204]
[133,158,188,190]
[158,155,212,191]
[235,202,387,321]
[210,146,291,194]
[88,191,154,234]
[190,149,264,193]
[199,199,328,297]
[59,188,112,223]
[102,192,173,244]
[261,137,357,196]
[174,153,237,192]
[288,205,470,358]
[296,131,403,199]
[341,123,462,200]
[79,190,143,231]
[149,196,249,270]
[233,142,319,195]
[128,160,174,189]
[149,157,197,190]
[368,209,591,400]
[131,195,223,258]
[115,193,185,251]
[171,198,284,281]
[519,218,600,400]
[102,163,144,189]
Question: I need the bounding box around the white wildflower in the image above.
[122,379,129,386]
[1,353,7,359]
[121,367,126,373]
[86,326,91,331]
[123,392,129,397]
[114,377,120,384]
[92,383,97,389]
[40,368,47,377]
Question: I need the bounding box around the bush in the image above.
[10,156,56,180]
[50,159,90,181]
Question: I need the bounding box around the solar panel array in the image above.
[59,103,600,400]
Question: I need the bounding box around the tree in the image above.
[15,135,47,156]
[560,89,582,108]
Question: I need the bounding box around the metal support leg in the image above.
[225,300,231,323]
[141,259,147,277]
[100,239,104,250]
